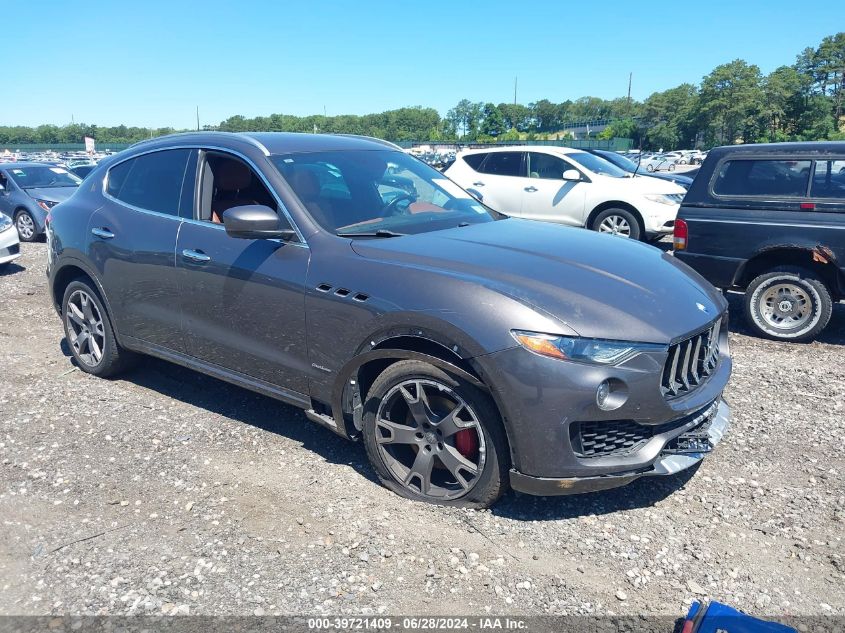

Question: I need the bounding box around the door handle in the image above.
[524,186,538,192]
[91,227,115,239]
[472,181,485,186]
[182,249,211,263]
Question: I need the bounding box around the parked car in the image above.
[587,149,694,190]
[67,164,97,180]
[445,146,685,241]
[0,162,81,241]
[641,155,678,172]
[47,131,732,508]
[0,211,20,269]
[675,141,845,342]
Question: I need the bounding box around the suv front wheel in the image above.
[745,267,833,342]
[362,360,509,508]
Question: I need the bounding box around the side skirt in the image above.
[122,336,312,411]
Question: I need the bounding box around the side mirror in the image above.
[222,205,296,241]
[562,169,582,182]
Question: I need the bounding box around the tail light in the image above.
[673,218,688,251]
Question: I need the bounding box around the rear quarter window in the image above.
[461,153,486,170]
[713,159,811,197]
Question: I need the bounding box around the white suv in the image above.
[444,146,686,241]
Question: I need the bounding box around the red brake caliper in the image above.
[454,428,479,459]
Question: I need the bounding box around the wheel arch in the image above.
[51,260,122,340]
[330,331,516,465]
[586,200,644,234]
[734,245,843,298]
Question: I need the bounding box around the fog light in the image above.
[596,381,611,409]
[596,378,628,411]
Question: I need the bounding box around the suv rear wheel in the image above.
[361,360,509,508]
[62,278,136,376]
[745,267,832,342]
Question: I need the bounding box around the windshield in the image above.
[567,152,627,178]
[5,165,82,188]
[271,149,495,235]
[595,151,637,173]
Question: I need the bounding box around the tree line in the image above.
[1,33,842,151]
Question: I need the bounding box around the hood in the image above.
[351,220,726,345]
[24,186,78,203]
[641,172,694,187]
[609,173,686,194]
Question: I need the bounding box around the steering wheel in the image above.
[383,192,415,216]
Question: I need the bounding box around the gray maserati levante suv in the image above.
[46,132,731,508]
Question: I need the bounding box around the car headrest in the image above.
[215,160,252,191]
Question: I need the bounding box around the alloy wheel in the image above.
[598,214,632,237]
[65,289,106,367]
[759,283,812,331]
[374,379,486,500]
[16,213,35,240]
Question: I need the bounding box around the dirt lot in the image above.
[1,241,843,618]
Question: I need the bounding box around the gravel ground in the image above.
[0,241,843,619]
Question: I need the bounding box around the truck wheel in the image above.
[361,360,509,508]
[592,208,642,240]
[745,268,832,342]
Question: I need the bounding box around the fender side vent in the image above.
[352,293,369,302]
[316,283,333,293]
[334,288,350,297]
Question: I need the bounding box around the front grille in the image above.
[571,402,718,459]
[660,319,722,399]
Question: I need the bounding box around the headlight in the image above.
[36,199,58,211]
[644,193,683,205]
[511,330,665,365]
[0,214,12,233]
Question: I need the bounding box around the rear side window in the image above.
[810,160,845,199]
[462,153,486,170]
[478,152,524,177]
[106,149,192,215]
[713,159,811,197]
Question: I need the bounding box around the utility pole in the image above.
[514,76,518,106]
[196,106,200,131]
[627,72,632,112]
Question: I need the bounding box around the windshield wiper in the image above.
[336,229,405,238]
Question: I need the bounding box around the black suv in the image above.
[675,142,845,342]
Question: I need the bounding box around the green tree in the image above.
[480,103,505,137]
[698,60,765,145]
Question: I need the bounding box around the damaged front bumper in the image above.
[509,399,730,496]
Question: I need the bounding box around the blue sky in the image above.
[6,1,834,129]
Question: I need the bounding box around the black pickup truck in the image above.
[674,142,845,342]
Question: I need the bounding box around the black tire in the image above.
[744,267,832,342]
[591,208,642,240]
[361,360,509,508]
[14,209,39,242]
[668,164,676,172]
[646,164,654,172]
[62,278,136,376]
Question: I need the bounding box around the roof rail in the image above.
[128,131,270,156]
[334,134,402,150]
